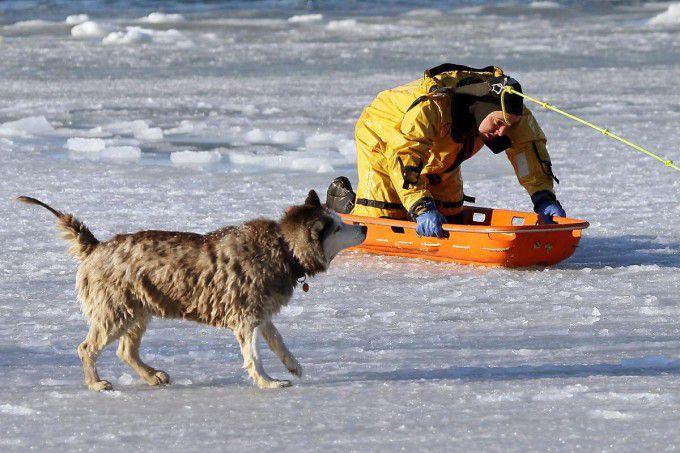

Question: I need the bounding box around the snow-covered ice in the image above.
[0,0,679,451]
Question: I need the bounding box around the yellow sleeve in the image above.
[384,100,442,214]
[504,107,557,198]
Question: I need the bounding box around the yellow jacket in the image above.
[352,66,556,218]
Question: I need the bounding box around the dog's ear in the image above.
[310,219,325,240]
[305,190,321,207]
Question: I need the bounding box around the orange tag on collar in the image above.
[302,283,309,292]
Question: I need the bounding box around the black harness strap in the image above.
[532,142,560,184]
[355,198,403,210]
[425,63,497,78]
[355,197,475,211]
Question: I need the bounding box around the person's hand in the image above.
[415,205,447,238]
[535,199,566,224]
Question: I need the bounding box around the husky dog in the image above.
[18,190,366,391]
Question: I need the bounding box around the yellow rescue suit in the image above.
[352,66,556,219]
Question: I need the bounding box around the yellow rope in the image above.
[502,86,679,172]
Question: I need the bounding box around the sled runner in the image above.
[340,207,588,267]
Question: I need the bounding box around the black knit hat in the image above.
[456,75,524,128]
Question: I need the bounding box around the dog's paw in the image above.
[259,379,292,389]
[88,380,113,392]
[287,362,303,378]
[146,370,170,386]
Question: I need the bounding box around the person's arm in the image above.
[504,108,566,222]
[384,100,442,216]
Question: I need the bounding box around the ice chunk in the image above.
[101,146,141,161]
[288,14,323,23]
[244,128,267,144]
[71,21,107,38]
[103,27,153,45]
[244,128,302,146]
[171,150,221,166]
[139,12,186,24]
[649,4,680,25]
[103,26,188,45]
[65,14,89,25]
[305,132,353,154]
[65,137,106,153]
[0,116,55,137]
[134,127,163,141]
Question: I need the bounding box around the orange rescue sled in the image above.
[340,207,589,267]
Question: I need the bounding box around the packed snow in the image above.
[0,1,679,451]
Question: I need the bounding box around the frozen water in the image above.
[0,0,679,451]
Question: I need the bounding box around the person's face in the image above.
[478,111,521,141]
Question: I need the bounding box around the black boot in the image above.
[326,176,356,214]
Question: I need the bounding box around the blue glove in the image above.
[414,200,447,238]
[533,192,566,224]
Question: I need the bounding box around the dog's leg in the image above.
[78,323,122,391]
[116,317,170,386]
[235,325,292,389]
[260,320,302,378]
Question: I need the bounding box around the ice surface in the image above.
[648,3,680,25]
[1,1,679,451]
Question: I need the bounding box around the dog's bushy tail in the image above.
[18,196,99,260]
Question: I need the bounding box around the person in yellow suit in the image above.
[326,63,565,238]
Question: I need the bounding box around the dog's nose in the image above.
[360,225,368,235]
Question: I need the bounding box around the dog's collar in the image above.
[279,236,306,281]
